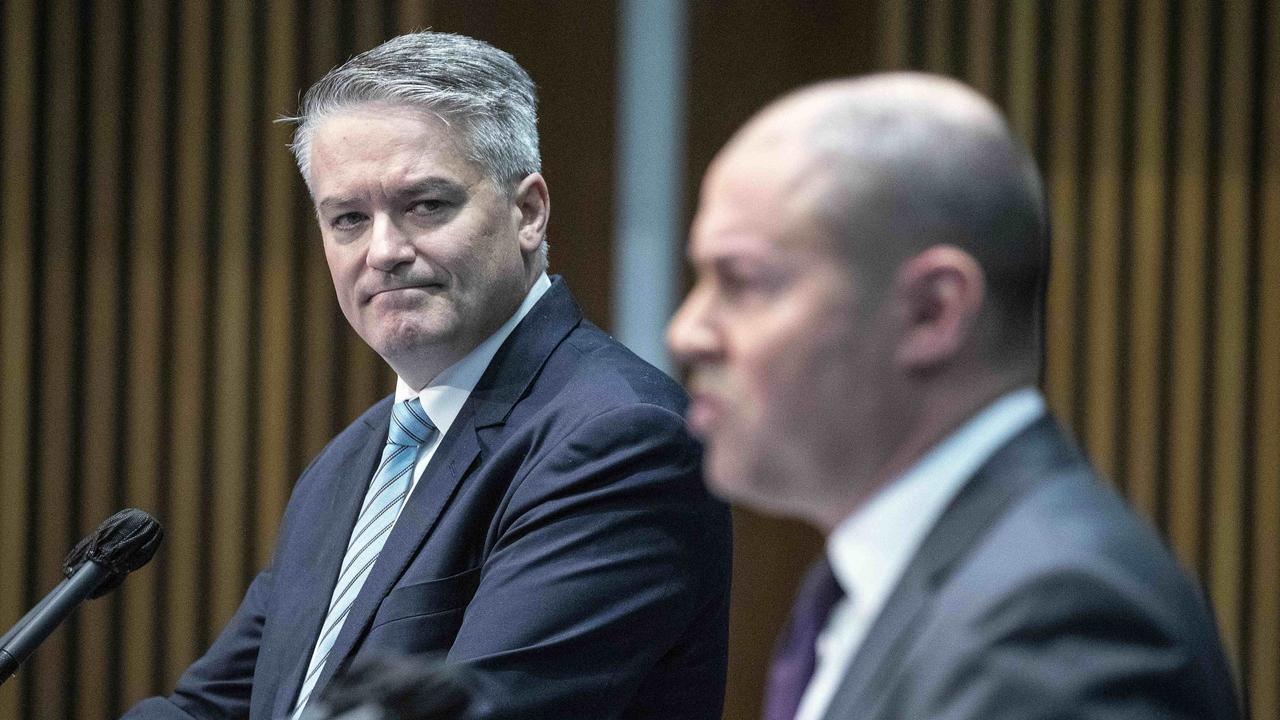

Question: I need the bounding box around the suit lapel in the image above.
[821,417,1079,720]
[308,278,584,698]
[268,400,392,719]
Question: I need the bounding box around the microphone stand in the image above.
[0,578,67,648]
[0,562,109,685]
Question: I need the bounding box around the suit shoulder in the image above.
[920,470,1239,708]
[541,319,689,414]
[971,471,1195,597]
[884,469,1241,719]
[941,470,1205,625]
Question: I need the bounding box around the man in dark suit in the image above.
[667,73,1241,719]
[124,31,731,720]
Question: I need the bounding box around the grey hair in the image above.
[287,30,540,189]
[284,30,548,266]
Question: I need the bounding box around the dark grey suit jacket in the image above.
[821,416,1241,720]
[123,278,732,720]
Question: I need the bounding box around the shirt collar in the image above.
[826,387,1046,613]
[393,272,551,435]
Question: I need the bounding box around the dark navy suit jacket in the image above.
[124,278,732,719]
[819,416,1241,720]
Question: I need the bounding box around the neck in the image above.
[811,368,1033,532]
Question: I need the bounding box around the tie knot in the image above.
[388,398,435,447]
[797,556,846,627]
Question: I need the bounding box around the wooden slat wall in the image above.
[1,1,1275,719]
[0,2,617,718]
[871,0,1278,717]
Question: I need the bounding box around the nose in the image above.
[366,214,416,272]
[666,282,721,366]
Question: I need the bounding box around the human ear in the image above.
[512,172,550,256]
[893,245,985,371]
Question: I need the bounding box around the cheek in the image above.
[436,226,512,285]
[744,322,861,448]
[737,327,828,416]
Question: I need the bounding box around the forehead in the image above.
[690,139,837,263]
[308,105,482,194]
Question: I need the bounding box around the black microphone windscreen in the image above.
[62,508,164,598]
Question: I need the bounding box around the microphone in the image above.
[300,652,474,720]
[0,508,163,685]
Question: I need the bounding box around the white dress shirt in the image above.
[793,387,1047,720]
[393,272,551,495]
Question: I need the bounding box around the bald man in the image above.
[668,73,1241,720]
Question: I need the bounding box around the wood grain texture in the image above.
[0,1,1273,718]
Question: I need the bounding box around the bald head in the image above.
[724,73,1048,361]
[671,73,1051,521]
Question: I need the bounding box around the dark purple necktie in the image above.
[762,557,847,720]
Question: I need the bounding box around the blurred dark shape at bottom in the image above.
[301,652,474,720]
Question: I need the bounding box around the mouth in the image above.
[685,391,724,437]
[366,283,443,303]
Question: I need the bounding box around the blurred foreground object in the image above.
[301,653,472,720]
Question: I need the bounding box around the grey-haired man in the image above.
[125,31,730,720]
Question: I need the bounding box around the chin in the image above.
[707,445,818,522]
[705,450,768,505]
[368,322,451,361]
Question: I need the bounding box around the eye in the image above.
[712,261,786,306]
[331,211,367,231]
[716,267,757,299]
[409,198,449,216]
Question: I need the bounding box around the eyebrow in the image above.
[316,177,468,211]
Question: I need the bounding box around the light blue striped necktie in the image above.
[290,398,435,719]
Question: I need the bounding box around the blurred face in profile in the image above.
[667,131,898,526]
[308,104,543,386]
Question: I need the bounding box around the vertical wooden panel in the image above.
[1167,0,1210,575]
[921,0,952,74]
[1125,0,1169,520]
[396,0,431,32]
[196,0,227,652]
[964,0,998,97]
[127,0,173,703]
[354,1,385,52]
[164,0,213,682]
[1082,1,1123,480]
[1251,1,1280,711]
[1043,0,1081,420]
[240,0,268,593]
[0,1,37,718]
[879,0,909,70]
[211,0,256,630]
[76,0,126,713]
[1208,0,1253,665]
[258,0,302,570]
[29,0,81,711]
[1004,0,1040,149]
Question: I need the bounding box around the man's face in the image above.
[667,139,897,525]
[309,105,534,386]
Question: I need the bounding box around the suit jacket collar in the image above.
[820,416,1082,720]
[267,406,392,719]
[273,277,584,716]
